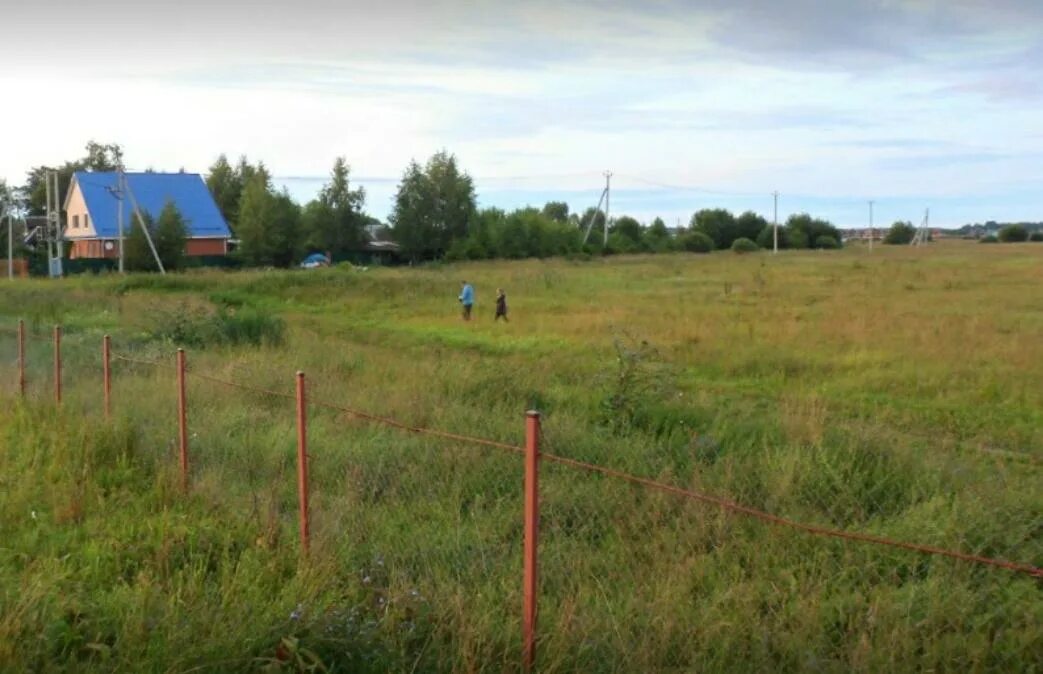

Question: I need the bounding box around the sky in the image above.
[1,0,1042,227]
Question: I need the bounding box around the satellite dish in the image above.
[104,241,114,251]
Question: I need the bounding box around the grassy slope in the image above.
[0,242,1041,672]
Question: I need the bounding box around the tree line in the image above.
[6,140,858,272]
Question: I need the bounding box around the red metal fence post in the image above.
[296,371,310,556]
[53,325,61,405]
[103,335,112,420]
[523,410,541,672]
[177,348,189,492]
[17,319,25,396]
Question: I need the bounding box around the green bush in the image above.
[979,235,999,244]
[731,237,759,254]
[997,224,1029,242]
[756,225,786,250]
[1029,231,1043,242]
[148,300,285,348]
[815,235,840,249]
[678,231,714,253]
[884,221,916,245]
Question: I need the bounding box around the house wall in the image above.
[186,238,228,256]
[71,237,228,259]
[70,239,118,259]
[65,183,97,239]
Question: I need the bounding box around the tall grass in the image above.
[1,242,1041,672]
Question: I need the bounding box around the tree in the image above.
[154,201,189,270]
[785,213,842,249]
[690,208,737,249]
[123,201,189,271]
[756,224,788,250]
[124,211,157,272]
[236,173,301,267]
[997,224,1029,242]
[541,201,569,223]
[610,215,643,245]
[302,157,367,259]
[204,155,269,232]
[206,154,241,226]
[735,211,768,242]
[576,207,607,243]
[390,151,476,261]
[884,221,916,245]
[643,217,673,252]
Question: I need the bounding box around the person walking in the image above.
[494,288,508,322]
[459,281,475,321]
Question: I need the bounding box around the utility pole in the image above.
[772,191,779,254]
[603,171,612,247]
[4,202,12,280]
[117,169,125,273]
[868,200,874,252]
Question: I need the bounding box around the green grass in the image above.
[1,241,1041,672]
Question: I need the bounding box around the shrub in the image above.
[997,225,1029,242]
[731,237,759,254]
[1029,231,1043,242]
[148,299,285,348]
[756,225,786,250]
[979,235,999,244]
[815,235,840,249]
[678,231,714,253]
[884,221,916,245]
[785,213,840,249]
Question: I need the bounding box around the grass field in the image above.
[1,241,1041,672]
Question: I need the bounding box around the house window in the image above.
[84,214,90,230]
[72,215,79,229]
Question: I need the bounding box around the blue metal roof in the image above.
[74,171,231,239]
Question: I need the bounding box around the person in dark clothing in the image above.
[494,288,508,322]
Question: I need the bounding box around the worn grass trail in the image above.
[1,242,1041,672]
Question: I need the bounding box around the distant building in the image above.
[63,171,232,259]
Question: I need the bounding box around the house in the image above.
[63,171,232,259]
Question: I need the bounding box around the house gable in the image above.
[64,177,98,239]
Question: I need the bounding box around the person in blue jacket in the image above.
[459,281,475,320]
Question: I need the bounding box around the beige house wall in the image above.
[64,180,97,239]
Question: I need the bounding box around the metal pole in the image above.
[523,410,541,672]
[603,171,612,247]
[6,211,12,280]
[17,319,25,396]
[117,170,125,274]
[177,348,188,491]
[868,200,874,252]
[296,371,310,555]
[53,325,61,405]
[103,335,111,419]
[773,191,779,254]
[54,171,63,274]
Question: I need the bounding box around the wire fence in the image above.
[1,319,1041,671]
